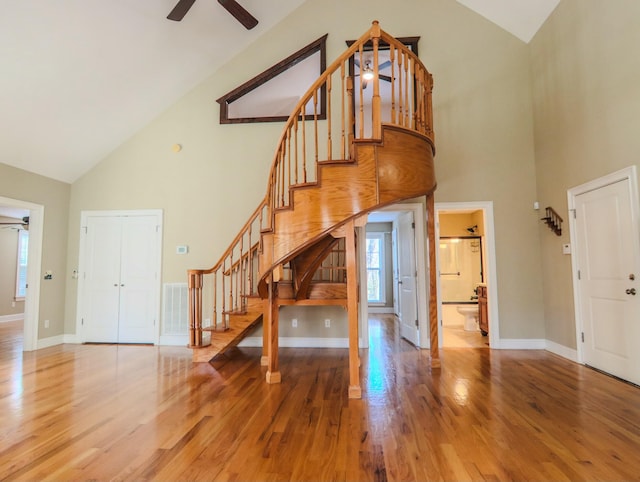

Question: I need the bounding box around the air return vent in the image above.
[161,283,188,345]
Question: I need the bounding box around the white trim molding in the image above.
[0,313,24,323]
[545,339,579,362]
[494,338,546,350]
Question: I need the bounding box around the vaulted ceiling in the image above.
[0,0,559,184]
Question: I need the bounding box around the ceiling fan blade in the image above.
[354,59,361,68]
[379,60,392,70]
[167,0,197,21]
[217,0,258,30]
[380,74,393,82]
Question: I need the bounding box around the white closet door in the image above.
[83,216,122,343]
[81,212,161,344]
[117,215,159,343]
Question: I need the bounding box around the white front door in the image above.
[81,212,161,344]
[397,211,419,346]
[574,177,640,385]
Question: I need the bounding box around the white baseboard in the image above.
[368,306,395,314]
[545,339,578,362]
[0,313,24,323]
[239,336,349,348]
[159,334,189,346]
[37,334,65,349]
[494,338,546,350]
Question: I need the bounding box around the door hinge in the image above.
[156,225,160,232]
[571,209,577,219]
[581,332,584,343]
[415,319,419,327]
[411,222,415,229]
[83,226,88,234]
[81,318,84,326]
[577,270,581,280]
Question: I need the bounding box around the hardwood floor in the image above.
[1,317,640,481]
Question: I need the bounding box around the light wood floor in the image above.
[2,317,640,481]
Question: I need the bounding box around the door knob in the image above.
[626,288,636,295]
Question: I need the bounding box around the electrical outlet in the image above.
[292,318,298,327]
[11,301,15,308]
[44,319,49,328]
[324,318,331,328]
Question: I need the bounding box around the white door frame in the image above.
[360,203,429,348]
[0,196,44,352]
[568,165,640,364]
[435,201,500,348]
[76,209,163,344]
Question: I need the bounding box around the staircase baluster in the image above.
[293,116,298,189]
[301,105,307,184]
[340,62,346,159]
[248,224,253,296]
[327,75,332,161]
[404,51,410,128]
[371,36,381,139]
[221,258,226,329]
[313,89,319,167]
[390,45,396,125]
[397,51,403,127]
[213,269,218,329]
[358,44,365,139]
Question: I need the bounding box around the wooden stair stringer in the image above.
[192,298,263,363]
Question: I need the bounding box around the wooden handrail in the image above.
[188,21,434,347]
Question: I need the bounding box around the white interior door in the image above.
[117,216,159,343]
[81,212,161,344]
[83,216,122,343]
[575,178,640,385]
[397,211,419,346]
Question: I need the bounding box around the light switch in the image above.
[176,245,189,255]
[562,243,571,255]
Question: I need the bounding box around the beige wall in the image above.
[64,0,546,341]
[0,163,70,337]
[530,0,640,348]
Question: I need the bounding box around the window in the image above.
[366,233,386,303]
[15,229,28,300]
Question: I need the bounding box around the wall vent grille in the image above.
[162,283,188,335]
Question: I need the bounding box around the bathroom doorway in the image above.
[436,202,499,349]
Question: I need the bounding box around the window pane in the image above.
[16,230,28,298]
[367,269,380,302]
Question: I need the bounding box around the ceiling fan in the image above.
[354,58,394,89]
[0,216,29,230]
[167,0,258,30]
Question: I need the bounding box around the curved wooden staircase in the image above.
[187,21,438,398]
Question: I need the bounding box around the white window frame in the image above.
[15,229,28,301]
[366,232,386,304]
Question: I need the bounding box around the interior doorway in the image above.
[360,202,429,350]
[0,196,44,352]
[436,202,499,349]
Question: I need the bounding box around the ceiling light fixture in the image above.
[362,61,375,81]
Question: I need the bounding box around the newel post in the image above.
[188,270,203,347]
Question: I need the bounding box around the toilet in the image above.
[456,305,479,331]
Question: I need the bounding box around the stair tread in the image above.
[193,299,263,363]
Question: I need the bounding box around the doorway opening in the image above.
[0,196,44,352]
[436,202,499,349]
[360,202,429,350]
